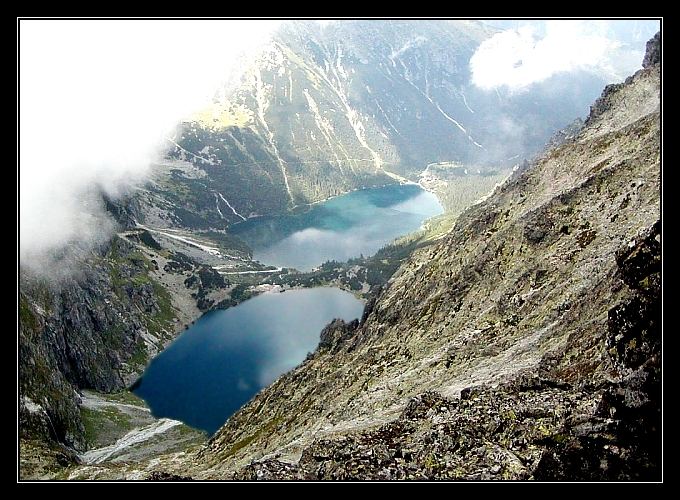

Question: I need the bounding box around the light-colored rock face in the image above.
[156,61,657,479]
[581,73,660,142]
[148,20,610,231]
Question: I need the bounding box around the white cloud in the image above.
[19,19,280,271]
[470,20,653,92]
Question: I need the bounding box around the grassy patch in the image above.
[224,417,283,458]
[106,237,177,338]
[19,296,38,331]
[177,423,207,438]
[102,391,147,407]
[107,238,157,297]
[131,273,151,286]
[191,102,254,129]
[80,407,102,446]
[80,406,135,448]
[146,279,176,335]
[128,340,149,368]
[430,169,511,215]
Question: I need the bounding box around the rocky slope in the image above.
[19,30,660,482]
[18,199,232,476]
[146,20,608,229]
[20,236,176,449]
[125,34,657,480]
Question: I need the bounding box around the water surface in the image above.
[134,288,364,434]
[229,184,443,271]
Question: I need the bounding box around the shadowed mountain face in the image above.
[144,20,609,229]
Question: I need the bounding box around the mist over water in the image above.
[134,185,440,433]
[230,184,444,271]
[19,19,656,278]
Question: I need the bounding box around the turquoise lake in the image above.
[229,184,443,271]
[133,288,364,434]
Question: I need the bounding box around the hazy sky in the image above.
[19,20,280,269]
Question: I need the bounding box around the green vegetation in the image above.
[252,170,513,296]
[129,340,149,368]
[101,323,125,351]
[138,230,163,251]
[200,231,252,257]
[198,266,227,289]
[223,417,283,458]
[80,406,134,448]
[107,237,154,297]
[80,407,102,446]
[265,228,438,296]
[19,438,77,480]
[177,423,207,437]
[131,273,151,286]
[426,167,511,217]
[230,284,254,302]
[105,236,177,340]
[146,279,176,336]
[163,251,194,273]
[103,391,147,407]
[164,123,291,220]
[214,284,256,310]
[19,296,38,331]
[419,212,459,240]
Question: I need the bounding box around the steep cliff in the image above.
[138,34,658,480]
[19,236,178,449]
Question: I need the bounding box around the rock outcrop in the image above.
[155,33,660,480]
[643,32,660,68]
[19,236,178,450]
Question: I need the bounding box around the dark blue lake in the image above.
[133,288,364,434]
[229,184,443,271]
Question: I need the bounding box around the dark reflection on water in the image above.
[133,288,364,434]
[134,185,441,434]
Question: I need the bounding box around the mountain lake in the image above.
[134,184,442,434]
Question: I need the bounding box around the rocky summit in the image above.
[18,26,661,481]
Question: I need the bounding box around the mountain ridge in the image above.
[143,20,609,232]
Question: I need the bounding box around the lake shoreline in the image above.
[131,184,443,434]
